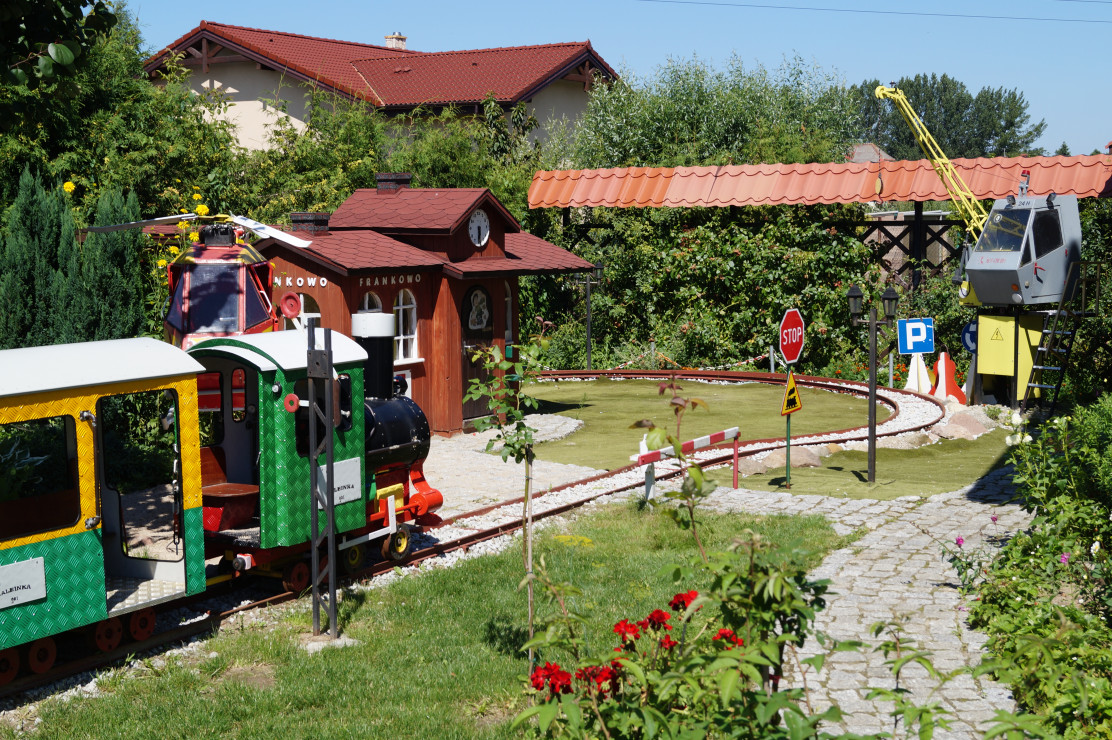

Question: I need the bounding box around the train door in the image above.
[461,285,494,420]
[197,362,262,535]
[96,388,188,613]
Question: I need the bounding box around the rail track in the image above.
[0,371,947,704]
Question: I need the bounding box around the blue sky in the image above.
[131,0,1110,157]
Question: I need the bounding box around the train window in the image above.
[231,368,247,423]
[337,374,353,432]
[97,390,184,562]
[293,376,351,455]
[1033,210,1064,260]
[197,371,224,446]
[188,263,240,333]
[975,209,1031,252]
[0,415,80,541]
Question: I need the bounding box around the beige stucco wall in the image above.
[189,63,312,150]
[527,79,591,143]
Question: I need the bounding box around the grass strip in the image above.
[15,505,847,739]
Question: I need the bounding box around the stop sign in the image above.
[779,308,805,364]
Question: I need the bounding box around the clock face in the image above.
[468,209,490,249]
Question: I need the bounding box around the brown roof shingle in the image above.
[330,188,520,233]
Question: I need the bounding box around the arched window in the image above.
[393,289,417,361]
[359,291,382,313]
[283,293,320,330]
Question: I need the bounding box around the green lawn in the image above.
[15,506,848,739]
[530,378,890,470]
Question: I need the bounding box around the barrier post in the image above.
[732,437,739,488]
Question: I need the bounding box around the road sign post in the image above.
[778,310,805,489]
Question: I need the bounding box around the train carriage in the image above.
[0,339,207,677]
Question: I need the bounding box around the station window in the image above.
[283,293,321,331]
[393,289,418,361]
[0,415,80,541]
[359,291,382,312]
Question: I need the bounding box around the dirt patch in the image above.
[221,663,276,690]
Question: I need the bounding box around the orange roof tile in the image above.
[528,155,1112,209]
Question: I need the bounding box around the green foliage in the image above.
[857,73,1046,160]
[572,55,862,168]
[969,401,1112,737]
[1,0,116,87]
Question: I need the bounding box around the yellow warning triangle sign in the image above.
[781,370,802,416]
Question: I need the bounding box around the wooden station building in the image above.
[257,174,592,435]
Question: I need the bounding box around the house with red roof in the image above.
[257,174,593,435]
[145,22,617,150]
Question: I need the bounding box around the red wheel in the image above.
[24,637,56,674]
[127,608,157,642]
[90,617,123,653]
[0,647,19,685]
[282,560,310,592]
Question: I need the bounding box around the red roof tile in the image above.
[528,155,1112,209]
[352,43,611,107]
[330,188,519,233]
[146,23,616,108]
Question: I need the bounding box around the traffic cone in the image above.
[903,353,932,394]
[931,351,967,404]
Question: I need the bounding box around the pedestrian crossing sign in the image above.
[781,370,802,416]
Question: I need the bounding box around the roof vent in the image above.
[289,212,331,233]
[385,31,407,50]
[376,172,412,194]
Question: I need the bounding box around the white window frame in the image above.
[359,291,382,313]
[393,289,418,361]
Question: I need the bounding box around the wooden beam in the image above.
[180,54,249,68]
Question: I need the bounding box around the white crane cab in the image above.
[965,193,1082,307]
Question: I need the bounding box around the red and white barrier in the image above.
[632,426,741,497]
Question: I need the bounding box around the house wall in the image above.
[184,62,313,149]
[527,79,591,143]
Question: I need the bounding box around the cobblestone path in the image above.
[702,466,1028,738]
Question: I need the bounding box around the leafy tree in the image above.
[856,73,1046,160]
[2,0,116,87]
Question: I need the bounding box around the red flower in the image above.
[531,661,572,694]
[669,590,698,612]
[613,619,641,641]
[636,618,650,632]
[713,628,744,649]
[575,665,617,698]
[646,609,673,631]
[660,635,678,650]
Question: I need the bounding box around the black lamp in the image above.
[881,286,899,320]
[846,285,864,320]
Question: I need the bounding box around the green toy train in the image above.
[0,324,441,683]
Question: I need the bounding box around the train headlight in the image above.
[1012,292,1023,304]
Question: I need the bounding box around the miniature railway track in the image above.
[1,371,944,704]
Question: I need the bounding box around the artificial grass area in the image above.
[711,428,1012,500]
[530,378,890,471]
[17,506,847,740]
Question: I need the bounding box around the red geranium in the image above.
[646,609,673,631]
[530,662,573,695]
[575,665,617,698]
[613,618,641,641]
[659,635,678,650]
[669,590,699,612]
[713,628,744,649]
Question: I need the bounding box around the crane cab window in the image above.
[1032,209,1064,260]
[975,209,1031,252]
[0,415,79,541]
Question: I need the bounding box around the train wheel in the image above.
[127,608,157,642]
[282,560,311,593]
[24,637,56,674]
[340,543,366,575]
[380,524,413,562]
[90,617,123,653]
[0,647,19,685]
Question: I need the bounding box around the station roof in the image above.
[0,338,203,399]
[527,154,1112,209]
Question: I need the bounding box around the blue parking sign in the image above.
[897,318,935,354]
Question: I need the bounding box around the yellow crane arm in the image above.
[874,85,988,240]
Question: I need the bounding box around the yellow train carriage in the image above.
[0,338,206,681]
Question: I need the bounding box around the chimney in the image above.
[289,212,330,233]
[376,172,413,194]
[384,31,407,50]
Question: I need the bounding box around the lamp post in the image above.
[846,285,900,483]
[583,261,604,369]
